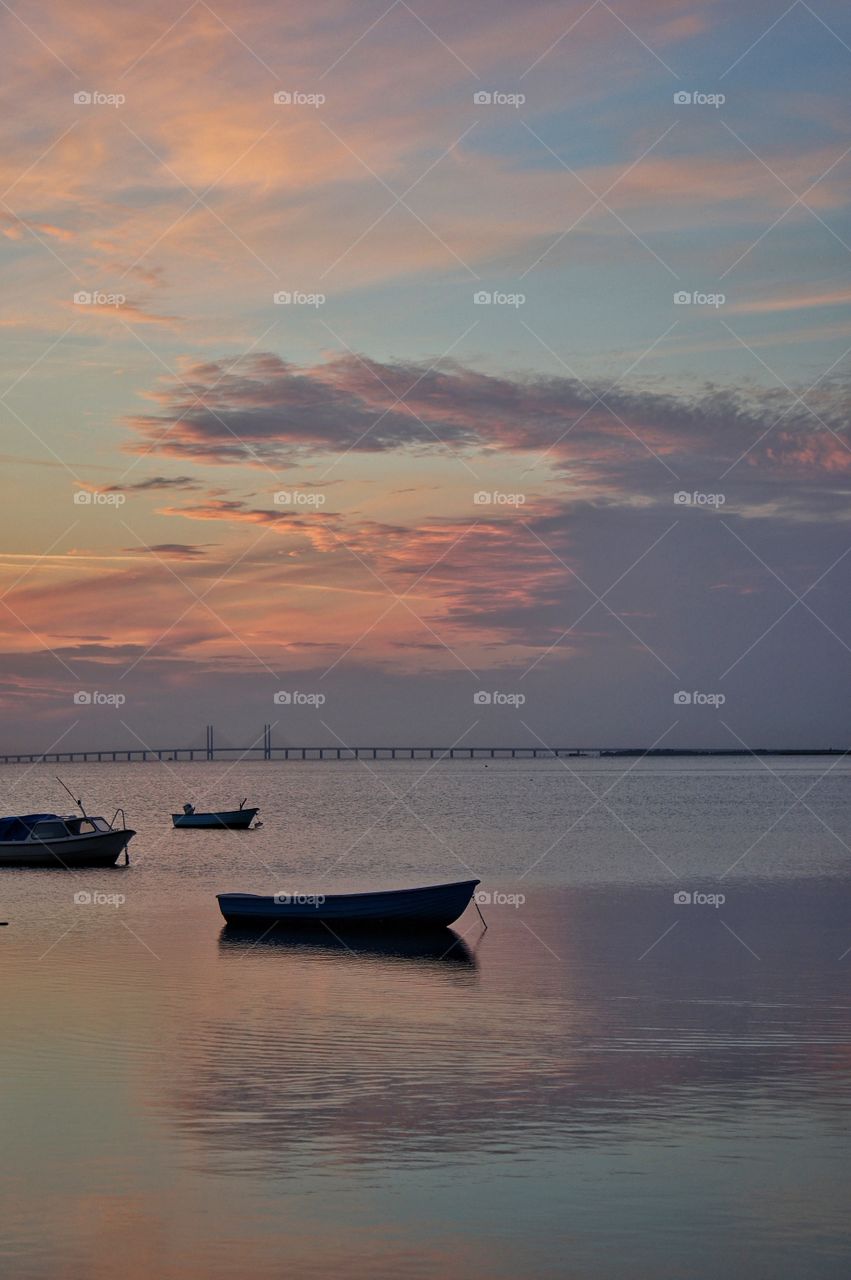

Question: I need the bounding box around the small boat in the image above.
[172,800,260,830]
[217,878,481,928]
[0,812,135,868]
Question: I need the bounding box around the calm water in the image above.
[1,757,850,1279]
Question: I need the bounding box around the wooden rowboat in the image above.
[217,878,481,928]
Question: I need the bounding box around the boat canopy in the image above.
[0,813,61,841]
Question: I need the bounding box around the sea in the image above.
[1,755,849,1279]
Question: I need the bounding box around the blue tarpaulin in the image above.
[0,814,60,841]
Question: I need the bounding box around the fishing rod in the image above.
[55,776,89,819]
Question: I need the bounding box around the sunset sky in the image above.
[1,0,849,751]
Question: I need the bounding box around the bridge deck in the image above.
[0,746,841,764]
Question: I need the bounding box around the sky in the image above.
[1,0,850,752]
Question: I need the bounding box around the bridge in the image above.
[0,726,842,765]
[0,728,598,764]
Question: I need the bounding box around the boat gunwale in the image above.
[172,807,258,820]
[0,822,135,848]
[217,878,480,904]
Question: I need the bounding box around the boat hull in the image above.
[217,879,480,929]
[173,809,258,829]
[0,828,135,868]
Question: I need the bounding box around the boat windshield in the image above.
[65,817,111,834]
[31,820,70,840]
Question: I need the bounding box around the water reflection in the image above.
[218,921,478,967]
[4,824,851,1278]
[156,877,851,1189]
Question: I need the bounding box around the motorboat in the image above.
[0,811,135,867]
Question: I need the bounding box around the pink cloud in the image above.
[124,351,851,493]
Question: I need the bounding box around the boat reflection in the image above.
[218,921,479,968]
[163,877,851,1182]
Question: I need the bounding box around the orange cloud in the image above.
[729,286,851,315]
